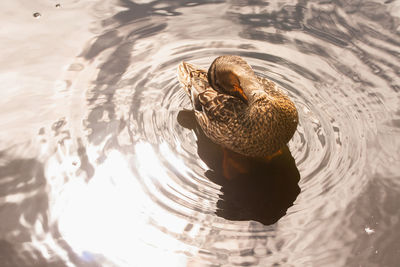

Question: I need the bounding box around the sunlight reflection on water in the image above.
[52,147,189,266]
[1,0,400,266]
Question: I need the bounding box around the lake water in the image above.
[1,0,400,266]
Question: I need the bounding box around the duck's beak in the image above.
[232,84,249,104]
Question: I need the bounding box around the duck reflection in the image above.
[178,110,300,225]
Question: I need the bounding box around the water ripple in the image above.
[1,0,400,266]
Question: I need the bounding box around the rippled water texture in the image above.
[1,0,400,266]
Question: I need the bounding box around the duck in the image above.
[177,55,298,160]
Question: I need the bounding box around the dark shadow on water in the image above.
[0,152,100,267]
[177,110,301,225]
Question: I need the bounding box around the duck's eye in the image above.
[219,71,248,103]
[218,72,239,91]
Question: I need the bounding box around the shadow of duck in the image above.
[178,109,301,225]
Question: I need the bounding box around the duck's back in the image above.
[196,76,298,158]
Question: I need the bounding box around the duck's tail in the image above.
[177,62,208,111]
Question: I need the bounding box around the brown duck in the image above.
[177,55,298,160]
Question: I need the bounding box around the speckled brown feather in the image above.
[177,56,298,158]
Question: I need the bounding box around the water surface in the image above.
[1,0,400,266]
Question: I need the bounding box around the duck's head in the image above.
[207,55,264,104]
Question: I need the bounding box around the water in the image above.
[1,0,400,266]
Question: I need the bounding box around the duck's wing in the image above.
[178,61,245,125]
[257,76,286,96]
[256,76,277,91]
[177,62,208,110]
[195,89,246,124]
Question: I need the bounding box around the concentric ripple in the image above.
[74,36,374,265]
[57,3,400,265]
[1,0,400,266]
